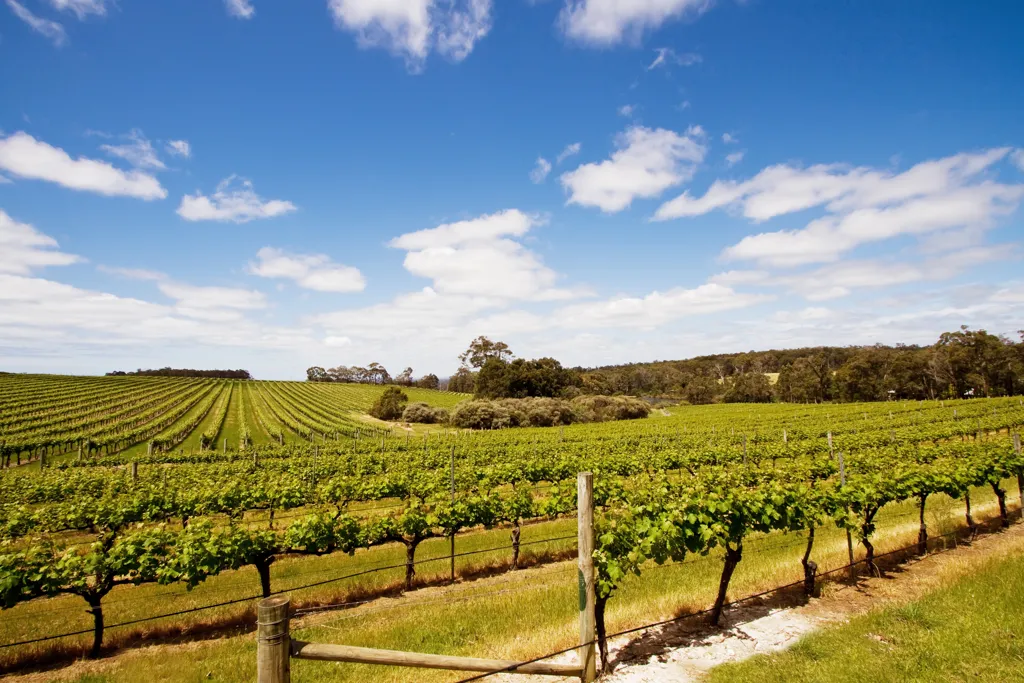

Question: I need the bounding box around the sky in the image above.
[1,0,1023,380]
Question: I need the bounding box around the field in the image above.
[1,374,1023,681]
[0,374,469,466]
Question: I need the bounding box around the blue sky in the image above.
[1,0,1022,380]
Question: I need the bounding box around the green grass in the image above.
[20,485,1015,683]
[708,546,1024,683]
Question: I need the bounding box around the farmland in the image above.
[0,374,1023,680]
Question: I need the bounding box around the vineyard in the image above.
[0,374,1023,680]
[0,374,469,466]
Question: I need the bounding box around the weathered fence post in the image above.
[838,453,855,579]
[257,596,291,683]
[450,445,456,583]
[577,472,597,682]
[827,431,833,459]
[131,461,138,482]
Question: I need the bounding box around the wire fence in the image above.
[451,517,1000,682]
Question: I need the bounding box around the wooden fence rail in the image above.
[256,472,597,683]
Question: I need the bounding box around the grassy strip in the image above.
[707,543,1024,683]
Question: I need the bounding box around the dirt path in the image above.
[497,522,1024,682]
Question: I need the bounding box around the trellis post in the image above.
[577,472,597,682]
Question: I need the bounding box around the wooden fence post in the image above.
[257,596,291,683]
[131,461,138,482]
[450,445,456,583]
[838,453,855,579]
[577,472,597,683]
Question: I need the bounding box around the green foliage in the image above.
[402,402,449,424]
[369,386,409,421]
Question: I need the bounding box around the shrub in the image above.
[450,400,512,430]
[451,395,646,430]
[402,402,449,424]
[571,395,650,422]
[369,386,408,420]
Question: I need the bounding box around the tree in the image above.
[723,372,773,403]
[447,367,477,393]
[369,387,408,420]
[395,367,414,386]
[306,366,330,382]
[474,357,581,399]
[366,362,391,385]
[459,336,514,369]
[683,375,720,405]
[415,373,440,390]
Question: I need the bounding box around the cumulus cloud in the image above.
[389,209,582,300]
[177,176,296,223]
[654,148,1024,267]
[327,0,492,70]
[711,246,1014,301]
[722,132,738,144]
[0,210,81,275]
[224,0,254,18]
[559,0,714,45]
[166,140,191,158]
[725,151,744,167]
[0,132,167,199]
[248,247,366,293]
[618,104,637,117]
[100,129,166,170]
[556,142,582,164]
[6,0,66,46]
[647,47,701,70]
[529,157,552,183]
[552,283,771,329]
[560,125,707,213]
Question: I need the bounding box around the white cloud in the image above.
[559,0,713,45]
[657,148,1013,222]
[389,209,582,300]
[157,281,266,312]
[560,125,707,213]
[722,132,737,144]
[6,0,67,46]
[0,210,81,275]
[617,104,637,117]
[47,0,106,18]
[654,148,1024,267]
[327,0,492,70]
[248,247,366,293]
[177,176,297,223]
[224,0,254,19]
[552,283,771,329]
[529,157,552,183]
[0,132,167,200]
[98,265,166,281]
[166,140,191,158]
[556,142,581,164]
[711,245,1014,301]
[100,129,166,170]
[1013,149,1024,172]
[725,150,744,167]
[646,47,701,70]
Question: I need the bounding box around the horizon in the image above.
[2,1,1022,380]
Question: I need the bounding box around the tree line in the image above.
[308,327,1024,404]
[582,326,1024,403]
[106,368,253,379]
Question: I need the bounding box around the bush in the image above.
[571,395,650,422]
[451,395,647,430]
[369,386,408,420]
[449,400,512,430]
[402,402,449,424]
